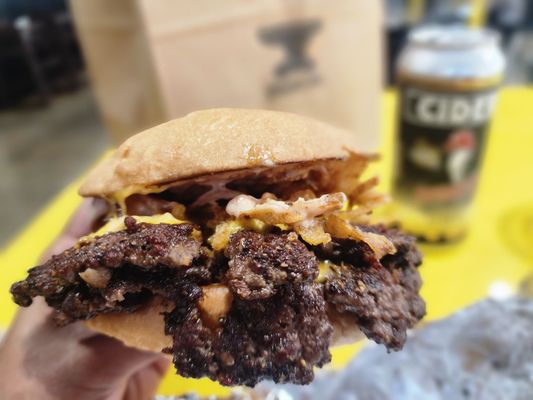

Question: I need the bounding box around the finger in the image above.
[13,313,166,400]
[76,334,166,383]
[6,299,96,354]
[39,235,80,262]
[39,198,108,262]
[54,337,167,399]
[63,198,108,239]
[3,298,65,347]
[123,358,170,400]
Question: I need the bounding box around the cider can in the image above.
[392,26,505,242]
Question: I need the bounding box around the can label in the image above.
[394,83,498,210]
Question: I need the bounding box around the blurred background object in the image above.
[68,0,383,148]
[390,25,505,242]
[0,0,83,107]
[0,0,108,246]
[385,0,533,85]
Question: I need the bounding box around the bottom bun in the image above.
[85,296,363,353]
[327,305,365,346]
[86,297,174,353]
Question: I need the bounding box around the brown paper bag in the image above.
[70,0,383,151]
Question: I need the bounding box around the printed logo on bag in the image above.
[258,19,322,98]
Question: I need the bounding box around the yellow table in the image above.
[2,88,533,396]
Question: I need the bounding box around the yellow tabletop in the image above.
[2,88,533,397]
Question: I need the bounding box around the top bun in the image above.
[79,108,360,197]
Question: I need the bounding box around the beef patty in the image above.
[10,219,424,386]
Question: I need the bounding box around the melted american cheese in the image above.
[317,260,337,282]
[208,218,267,250]
[84,206,337,283]
[85,213,186,240]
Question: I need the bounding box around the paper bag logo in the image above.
[258,19,322,98]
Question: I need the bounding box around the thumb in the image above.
[75,333,168,385]
[121,358,171,400]
[13,301,168,400]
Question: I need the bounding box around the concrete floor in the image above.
[0,87,109,247]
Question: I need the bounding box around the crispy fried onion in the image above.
[293,218,331,246]
[349,176,389,209]
[324,214,396,259]
[226,192,347,225]
[222,191,396,258]
[332,152,389,209]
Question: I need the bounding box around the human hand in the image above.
[0,199,170,400]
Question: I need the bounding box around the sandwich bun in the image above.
[86,295,363,353]
[79,108,365,198]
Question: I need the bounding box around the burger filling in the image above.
[11,154,425,387]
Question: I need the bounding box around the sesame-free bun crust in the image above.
[79,108,360,198]
[85,297,363,353]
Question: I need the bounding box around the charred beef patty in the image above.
[225,231,318,300]
[166,282,332,386]
[11,220,424,386]
[316,226,425,351]
[10,217,211,324]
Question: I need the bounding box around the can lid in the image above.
[409,25,500,50]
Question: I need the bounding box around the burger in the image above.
[11,109,425,387]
